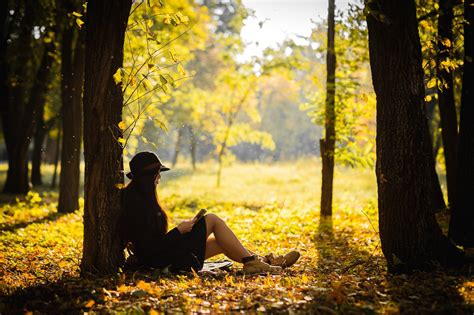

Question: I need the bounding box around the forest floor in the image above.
[1,160,473,314]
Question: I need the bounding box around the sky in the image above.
[240,0,350,59]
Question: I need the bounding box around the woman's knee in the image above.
[204,213,223,228]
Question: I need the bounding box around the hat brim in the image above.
[125,165,171,179]
[160,166,171,172]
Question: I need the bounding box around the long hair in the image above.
[121,171,168,244]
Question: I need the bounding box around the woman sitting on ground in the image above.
[120,151,300,274]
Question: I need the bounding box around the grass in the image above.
[0,159,472,314]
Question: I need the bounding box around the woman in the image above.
[120,151,300,274]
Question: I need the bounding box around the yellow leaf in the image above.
[118,121,126,130]
[76,18,84,29]
[441,38,451,47]
[177,64,186,76]
[301,274,309,283]
[118,137,126,145]
[72,11,82,17]
[113,68,122,85]
[424,95,432,102]
[117,284,128,293]
[130,75,136,86]
[149,310,160,315]
[85,300,95,308]
[427,78,437,88]
[225,275,234,286]
[58,260,68,268]
[419,20,429,29]
[163,14,171,25]
[115,183,125,189]
[174,12,190,24]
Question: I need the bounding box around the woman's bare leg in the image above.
[205,237,224,259]
[205,237,259,260]
[204,214,251,263]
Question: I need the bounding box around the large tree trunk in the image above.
[2,1,35,194]
[320,0,336,217]
[0,0,8,125]
[58,27,85,213]
[437,0,458,207]
[448,0,474,247]
[81,0,131,275]
[366,0,464,272]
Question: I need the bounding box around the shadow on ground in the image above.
[0,210,68,233]
[305,216,474,314]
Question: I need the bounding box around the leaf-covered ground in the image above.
[1,160,473,314]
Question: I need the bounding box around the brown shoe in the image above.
[264,250,300,268]
[243,257,282,274]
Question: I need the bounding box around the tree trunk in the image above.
[189,125,197,170]
[320,0,336,217]
[3,38,55,194]
[448,0,474,247]
[366,0,464,272]
[31,105,47,186]
[430,149,447,211]
[51,120,61,189]
[58,27,85,213]
[0,0,8,124]
[81,0,131,275]
[437,0,458,207]
[172,127,184,167]
[432,121,442,159]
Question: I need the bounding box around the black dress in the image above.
[139,216,208,272]
[121,186,208,272]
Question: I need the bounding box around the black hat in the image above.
[126,151,170,179]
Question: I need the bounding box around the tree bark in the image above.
[51,120,61,189]
[320,0,336,217]
[58,27,85,213]
[448,0,474,247]
[3,38,55,194]
[366,0,464,272]
[0,0,8,125]
[81,0,131,275]
[1,1,36,194]
[32,105,48,186]
[437,0,458,207]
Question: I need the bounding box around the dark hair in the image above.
[121,169,168,246]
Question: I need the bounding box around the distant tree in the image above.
[437,0,458,207]
[1,0,56,194]
[320,0,336,216]
[81,0,131,275]
[58,1,85,213]
[448,0,474,247]
[366,0,464,271]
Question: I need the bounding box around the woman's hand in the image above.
[177,219,196,234]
